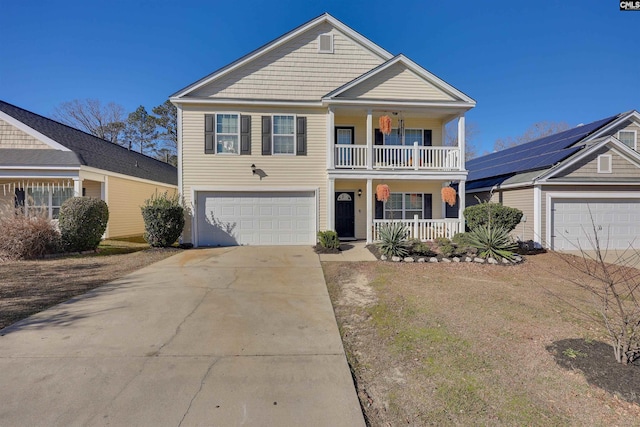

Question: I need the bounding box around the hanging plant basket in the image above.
[441,186,457,207]
[379,115,392,136]
[376,184,390,202]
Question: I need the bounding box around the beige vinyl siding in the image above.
[338,63,455,101]
[0,119,50,149]
[106,176,177,238]
[190,23,384,101]
[539,184,640,247]
[181,105,328,243]
[558,147,640,178]
[334,115,445,146]
[83,180,102,199]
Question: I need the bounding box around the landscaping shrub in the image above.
[378,222,409,258]
[317,230,340,249]
[408,239,437,257]
[464,202,523,232]
[452,232,473,247]
[466,225,518,261]
[141,192,185,247]
[58,197,109,252]
[0,209,60,260]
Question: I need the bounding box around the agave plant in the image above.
[467,225,518,261]
[377,222,409,258]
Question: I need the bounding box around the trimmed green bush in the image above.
[466,225,518,261]
[378,222,409,258]
[141,192,185,247]
[58,197,109,252]
[464,202,523,232]
[317,230,340,249]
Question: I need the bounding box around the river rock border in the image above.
[380,254,523,265]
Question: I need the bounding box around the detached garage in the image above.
[549,197,640,251]
[195,190,317,246]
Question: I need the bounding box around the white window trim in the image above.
[25,187,74,219]
[597,154,612,173]
[318,33,334,53]
[272,114,296,155]
[384,128,423,146]
[215,112,240,155]
[618,129,637,150]
[384,192,426,219]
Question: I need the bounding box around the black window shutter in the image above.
[240,115,251,155]
[374,129,383,145]
[423,194,433,219]
[423,130,432,146]
[375,199,384,219]
[296,116,307,156]
[262,116,272,155]
[204,114,215,154]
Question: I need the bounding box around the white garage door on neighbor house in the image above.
[195,191,317,246]
[550,198,640,251]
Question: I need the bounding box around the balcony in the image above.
[334,143,461,171]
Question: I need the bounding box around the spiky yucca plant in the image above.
[467,225,518,260]
[377,222,409,258]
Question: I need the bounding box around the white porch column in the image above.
[366,109,373,170]
[458,114,466,171]
[73,178,82,197]
[327,178,335,231]
[458,180,466,231]
[326,107,335,170]
[366,178,373,243]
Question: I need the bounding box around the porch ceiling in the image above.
[329,104,464,122]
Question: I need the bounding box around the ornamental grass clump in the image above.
[0,204,60,260]
[467,225,518,261]
[378,222,409,258]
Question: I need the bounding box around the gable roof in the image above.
[171,13,393,100]
[0,100,177,186]
[323,54,476,106]
[466,113,621,188]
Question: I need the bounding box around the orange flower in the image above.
[441,187,457,207]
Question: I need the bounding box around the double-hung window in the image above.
[618,130,637,150]
[216,114,240,154]
[384,193,426,219]
[273,115,295,154]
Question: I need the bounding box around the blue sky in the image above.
[2,0,638,154]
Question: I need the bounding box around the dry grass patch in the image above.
[323,254,640,426]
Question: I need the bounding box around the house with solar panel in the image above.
[0,100,178,239]
[465,110,640,251]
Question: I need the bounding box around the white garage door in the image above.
[551,199,640,251]
[196,191,316,246]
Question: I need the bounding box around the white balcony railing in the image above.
[373,217,462,241]
[334,143,460,170]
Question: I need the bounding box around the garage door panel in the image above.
[551,199,640,251]
[197,191,316,246]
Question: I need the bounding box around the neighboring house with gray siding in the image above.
[171,13,476,247]
[0,100,178,238]
[465,110,640,251]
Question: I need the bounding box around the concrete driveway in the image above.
[0,246,364,427]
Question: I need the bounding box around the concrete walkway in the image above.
[318,241,377,262]
[0,247,364,427]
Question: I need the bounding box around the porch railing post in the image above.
[413,214,419,240]
[413,142,419,170]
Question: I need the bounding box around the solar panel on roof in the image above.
[466,115,618,183]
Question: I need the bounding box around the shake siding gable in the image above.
[337,63,455,101]
[0,119,51,149]
[189,23,384,101]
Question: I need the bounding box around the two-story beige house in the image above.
[171,13,475,246]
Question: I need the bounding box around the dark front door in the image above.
[335,192,355,238]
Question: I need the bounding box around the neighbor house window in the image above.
[384,128,423,146]
[273,115,295,154]
[384,193,424,219]
[26,187,74,219]
[618,130,636,150]
[216,114,240,154]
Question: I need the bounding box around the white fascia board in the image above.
[322,99,475,109]
[172,13,393,99]
[539,181,640,186]
[170,97,323,108]
[584,110,640,142]
[0,170,79,179]
[466,181,534,193]
[0,110,71,152]
[191,185,318,193]
[80,165,178,188]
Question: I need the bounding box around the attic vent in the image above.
[597,154,612,173]
[318,33,333,53]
